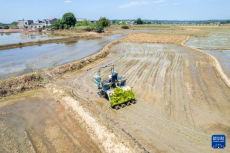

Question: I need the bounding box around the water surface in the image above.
[0,34,126,79]
[185,33,230,49]
[185,32,230,78]
[113,30,162,34]
[0,32,67,45]
[203,50,230,77]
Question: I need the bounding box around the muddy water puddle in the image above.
[203,50,230,77]
[0,34,127,80]
[0,32,67,45]
[0,91,101,153]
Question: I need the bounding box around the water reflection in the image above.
[0,34,127,80]
[0,32,67,45]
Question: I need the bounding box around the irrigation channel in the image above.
[0,31,230,153]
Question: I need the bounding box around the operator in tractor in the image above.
[109,72,118,88]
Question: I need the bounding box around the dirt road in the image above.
[58,42,230,152]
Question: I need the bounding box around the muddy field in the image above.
[0,90,101,153]
[0,28,230,153]
[58,42,230,152]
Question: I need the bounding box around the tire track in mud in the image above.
[0,92,101,153]
[60,42,230,153]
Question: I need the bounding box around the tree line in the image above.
[51,12,110,33]
[0,21,18,29]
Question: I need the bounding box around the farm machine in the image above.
[93,65,137,110]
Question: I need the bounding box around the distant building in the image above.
[18,18,57,29]
[18,19,34,28]
[44,18,57,26]
[126,21,134,25]
[76,18,84,23]
[91,20,98,24]
[28,23,44,29]
[213,22,220,25]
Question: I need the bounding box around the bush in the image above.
[95,26,103,33]
[76,22,83,26]
[121,26,129,29]
[97,17,110,29]
[51,19,62,29]
[69,26,74,30]
[82,19,91,26]
[121,21,126,26]
[3,25,9,29]
[38,27,42,32]
[63,24,70,29]
[84,27,94,32]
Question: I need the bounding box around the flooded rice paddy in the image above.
[203,50,230,77]
[185,33,230,49]
[0,34,126,80]
[1,30,230,152]
[0,32,67,45]
[113,30,162,34]
[61,42,230,152]
[0,90,101,153]
[185,32,230,78]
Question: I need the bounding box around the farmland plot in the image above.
[59,42,230,152]
[185,33,230,49]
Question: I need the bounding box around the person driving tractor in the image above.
[109,72,118,88]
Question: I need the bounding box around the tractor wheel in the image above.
[131,100,136,104]
[121,103,126,108]
[126,101,131,106]
[115,105,120,110]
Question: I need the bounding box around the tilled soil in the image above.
[0,90,101,153]
[58,42,230,152]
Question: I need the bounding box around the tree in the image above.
[62,12,76,28]
[82,19,91,26]
[95,26,103,33]
[112,20,116,24]
[136,18,144,24]
[11,21,18,26]
[52,19,62,29]
[97,17,111,29]
[3,25,9,29]
[121,21,126,26]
